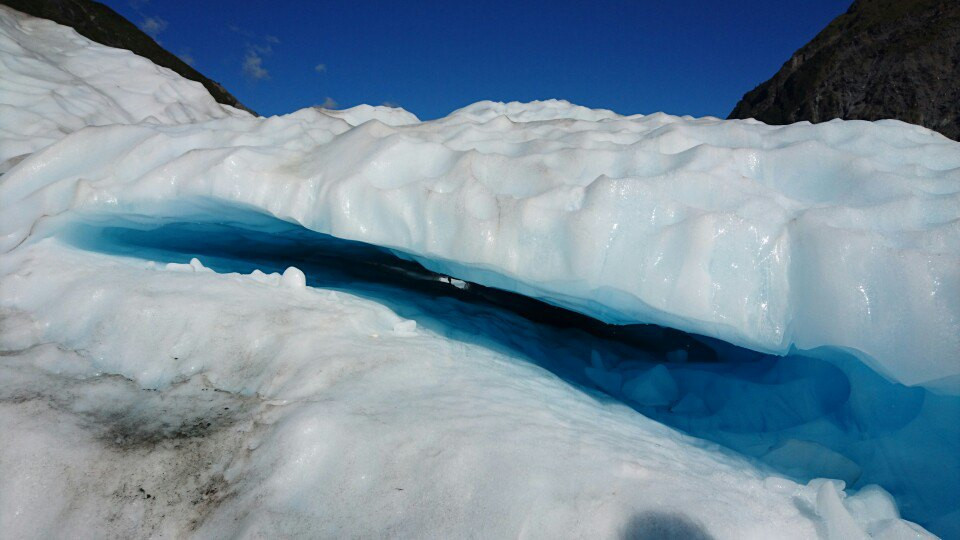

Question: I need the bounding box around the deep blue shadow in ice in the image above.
[59,218,960,537]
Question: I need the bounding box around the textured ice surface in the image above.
[314,103,421,127]
[0,6,248,170]
[2,2,958,391]
[0,5,956,538]
[2,92,958,391]
[0,237,938,538]
[49,220,958,537]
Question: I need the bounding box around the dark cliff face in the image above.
[1,0,256,116]
[729,0,959,140]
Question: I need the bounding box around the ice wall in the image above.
[4,234,943,539]
[2,99,957,391]
[4,6,957,394]
[52,219,960,535]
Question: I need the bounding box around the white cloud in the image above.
[318,97,338,109]
[243,49,269,80]
[250,43,272,55]
[314,63,327,73]
[228,24,279,45]
[228,25,280,81]
[139,16,167,39]
[179,51,195,66]
[228,23,254,39]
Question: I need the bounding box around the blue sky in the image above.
[104,0,851,119]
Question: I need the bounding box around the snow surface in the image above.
[3,90,958,391]
[0,6,248,171]
[0,237,938,538]
[48,219,957,537]
[0,4,957,538]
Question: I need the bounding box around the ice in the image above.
[621,364,680,407]
[280,265,306,288]
[164,257,214,273]
[762,439,862,486]
[392,319,418,335]
[0,6,247,170]
[0,4,956,538]
[666,348,689,364]
[315,103,421,127]
[247,268,282,286]
[1,30,956,391]
[11,218,952,537]
[799,481,936,540]
[845,486,901,530]
[671,392,709,415]
[584,366,623,394]
[815,480,872,540]
[0,238,849,538]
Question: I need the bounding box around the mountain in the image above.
[0,0,255,115]
[729,0,959,140]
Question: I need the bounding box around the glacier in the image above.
[0,6,247,171]
[1,4,958,538]
[7,234,943,539]
[2,61,958,393]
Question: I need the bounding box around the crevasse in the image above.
[1,4,958,538]
[3,98,958,391]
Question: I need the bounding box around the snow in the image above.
[0,4,956,538]
[280,265,306,288]
[0,6,248,170]
[2,63,956,391]
[314,103,421,127]
[0,237,937,538]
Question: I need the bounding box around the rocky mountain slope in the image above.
[0,0,254,115]
[729,0,959,140]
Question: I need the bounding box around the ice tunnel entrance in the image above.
[55,215,960,537]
